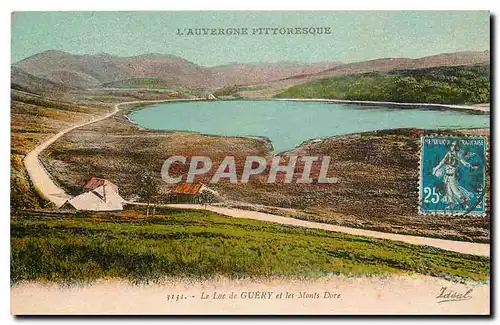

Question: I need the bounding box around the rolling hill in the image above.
[238,51,490,97]
[12,50,342,89]
[12,50,489,95]
[11,66,69,95]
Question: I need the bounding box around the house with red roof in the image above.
[61,177,126,211]
[169,182,218,204]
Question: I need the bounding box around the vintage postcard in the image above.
[10,11,490,315]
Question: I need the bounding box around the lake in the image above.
[128,100,490,152]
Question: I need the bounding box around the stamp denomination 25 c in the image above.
[419,136,487,215]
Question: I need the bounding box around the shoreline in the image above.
[123,96,490,115]
[271,98,490,114]
[124,96,490,151]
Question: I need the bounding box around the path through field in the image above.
[23,98,490,257]
[165,204,490,257]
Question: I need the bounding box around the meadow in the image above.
[11,207,490,285]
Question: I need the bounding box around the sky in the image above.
[11,11,490,66]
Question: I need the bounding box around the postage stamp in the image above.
[419,136,487,215]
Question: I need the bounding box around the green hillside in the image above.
[11,207,489,284]
[275,64,490,105]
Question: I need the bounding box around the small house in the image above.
[169,182,217,204]
[61,177,126,211]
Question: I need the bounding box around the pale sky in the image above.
[11,11,490,66]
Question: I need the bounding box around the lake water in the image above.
[128,100,490,152]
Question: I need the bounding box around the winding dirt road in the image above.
[165,204,489,257]
[23,99,198,207]
[24,104,119,207]
[23,98,490,257]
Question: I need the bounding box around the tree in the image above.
[133,169,161,217]
[198,190,218,209]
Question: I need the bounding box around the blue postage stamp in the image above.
[419,135,487,215]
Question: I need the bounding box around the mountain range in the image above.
[11,50,490,95]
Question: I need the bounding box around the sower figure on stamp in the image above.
[432,141,478,210]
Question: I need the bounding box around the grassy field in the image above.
[11,207,489,285]
[10,91,113,210]
[10,88,196,211]
[275,64,490,105]
[41,122,490,243]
